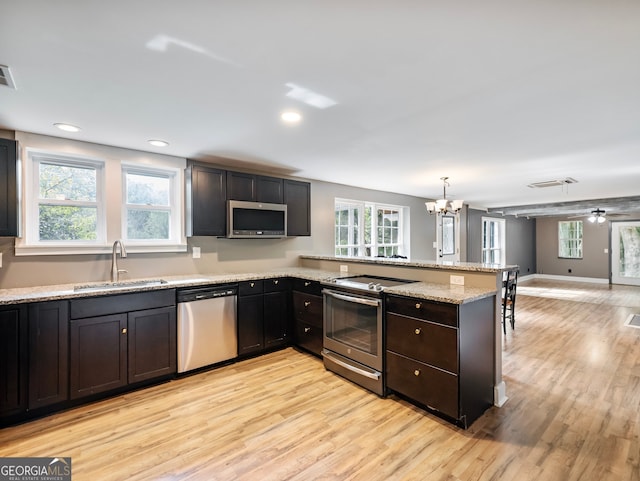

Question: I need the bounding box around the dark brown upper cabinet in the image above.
[0,138,18,237]
[185,160,310,237]
[185,162,227,237]
[284,179,311,236]
[227,171,283,203]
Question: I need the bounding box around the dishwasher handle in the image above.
[177,285,237,303]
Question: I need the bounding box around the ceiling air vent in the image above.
[0,65,16,89]
[527,177,577,189]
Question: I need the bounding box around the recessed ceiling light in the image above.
[148,139,169,147]
[281,111,302,123]
[54,123,81,133]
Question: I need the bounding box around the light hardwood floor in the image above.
[2,278,640,480]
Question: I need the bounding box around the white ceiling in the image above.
[1,1,639,216]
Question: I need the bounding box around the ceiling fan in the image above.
[570,208,607,223]
[587,208,606,224]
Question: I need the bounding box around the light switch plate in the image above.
[340,264,348,272]
[192,246,201,259]
[450,275,465,286]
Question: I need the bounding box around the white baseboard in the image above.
[517,274,536,283]
[522,273,609,284]
[494,381,508,407]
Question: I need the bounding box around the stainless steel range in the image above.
[322,275,416,395]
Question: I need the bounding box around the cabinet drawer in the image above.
[292,278,322,296]
[294,320,322,356]
[264,277,289,293]
[386,351,458,419]
[387,313,458,373]
[386,295,458,327]
[239,280,264,296]
[292,292,323,327]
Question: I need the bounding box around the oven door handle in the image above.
[322,350,381,381]
[323,289,381,307]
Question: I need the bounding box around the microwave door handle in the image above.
[324,290,380,307]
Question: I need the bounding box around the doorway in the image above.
[611,221,640,286]
[436,214,460,262]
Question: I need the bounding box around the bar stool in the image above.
[502,270,518,334]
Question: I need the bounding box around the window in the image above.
[559,220,583,258]
[335,199,407,258]
[122,166,178,242]
[28,151,105,245]
[19,148,186,255]
[482,217,505,264]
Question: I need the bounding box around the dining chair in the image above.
[502,270,518,334]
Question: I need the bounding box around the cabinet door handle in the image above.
[250,282,255,288]
[304,327,311,333]
[414,328,421,335]
[304,281,311,287]
[122,328,127,334]
[415,302,422,309]
[304,301,311,307]
[274,279,279,285]
[414,369,420,377]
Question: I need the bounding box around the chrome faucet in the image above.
[111,240,128,282]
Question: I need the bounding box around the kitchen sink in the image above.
[73,279,169,292]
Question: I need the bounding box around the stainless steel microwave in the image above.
[227,200,287,238]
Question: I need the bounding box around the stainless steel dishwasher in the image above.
[177,285,238,373]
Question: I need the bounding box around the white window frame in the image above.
[16,148,186,256]
[482,217,506,265]
[121,163,181,246]
[334,198,408,258]
[21,149,106,253]
[558,220,583,259]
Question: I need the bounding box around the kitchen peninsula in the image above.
[299,255,515,409]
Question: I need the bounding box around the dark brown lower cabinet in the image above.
[291,279,323,357]
[70,306,177,400]
[238,281,264,356]
[0,304,28,417]
[70,314,128,400]
[28,301,69,409]
[264,279,290,349]
[128,307,177,384]
[385,295,495,428]
[238,278,290,356]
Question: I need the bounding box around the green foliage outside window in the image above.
[558,220,583,258]
[38,162,98,241]
[39,205,97,241]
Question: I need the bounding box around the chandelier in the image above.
[425,177,464,215]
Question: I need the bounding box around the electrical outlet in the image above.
[450,275,465,286]
[340,264,348,273]
[192,246,201,259]
[604,248,609,254]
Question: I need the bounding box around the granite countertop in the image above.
[0,268,347,305]
[0,267,495,306]
[385,282,496,304]
[301,254,517,274]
